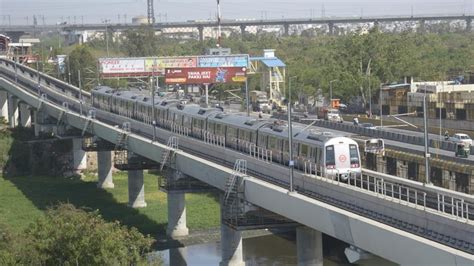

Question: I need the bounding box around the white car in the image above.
[449,133,472,146]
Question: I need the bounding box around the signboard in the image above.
[57,55,67,74]
[198,55,248,68]
[145,57,197,73]
[99,58,146,77]
[165,67,247,84]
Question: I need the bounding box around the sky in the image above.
[0,0,473,25]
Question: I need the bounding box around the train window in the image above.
[300,144,309,157]
[183,116,191,127]
[227,127,238,139]
[268,136,280,149]
[215,123,225,136]
[239,130,250,142]
[349,144,360,167]
[258,134,267,148]
[325,145,335,167]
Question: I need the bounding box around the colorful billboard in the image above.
[99,58,146,77]
[145,57,197,73]
[197,55,248,68]
[165,67,247,84]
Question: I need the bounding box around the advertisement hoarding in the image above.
[57,55,67,74]
[145,57,197,73]
[165,67,247,84]
[99,58,146,77]
[197,55,248,68]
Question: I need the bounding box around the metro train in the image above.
[91,86,361,180]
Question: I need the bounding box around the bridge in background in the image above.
[0,14,473,42]
[0,58,473,265]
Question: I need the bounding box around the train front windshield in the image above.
[325,145,335,169]
[349,144,360,168]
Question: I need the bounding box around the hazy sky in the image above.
[1,0,473,25]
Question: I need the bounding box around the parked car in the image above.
[360,123,377,130]
[449,133,472,146]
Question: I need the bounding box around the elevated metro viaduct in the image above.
[0,59,473,265]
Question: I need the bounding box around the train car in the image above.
[207,113,269,151]
[90,86,362,180]
[167,104,221,139]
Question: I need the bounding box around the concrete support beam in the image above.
[19,103,31,127]
[7,95,18,128]
[72,138,87,172]
[296,226,323,266]
[128,169,147,208]
[167,191,189,237]
[97,151,114,189]
[0,91,8,123]
[220,223,244,266]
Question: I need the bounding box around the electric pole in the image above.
[147,0,155,25]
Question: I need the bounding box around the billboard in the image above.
[165,67,247,84]
[99,58,146,77]
[145,57,197,73]
[198,55,248,68]
[57,55,67,75]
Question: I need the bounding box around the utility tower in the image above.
[147,0,155,25]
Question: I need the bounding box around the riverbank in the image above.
[0,172,221,238]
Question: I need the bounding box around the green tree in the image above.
[0,203,157,265]
[68,45,97,91]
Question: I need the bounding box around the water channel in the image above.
[155,231,396,265]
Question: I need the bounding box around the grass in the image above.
[0,172,221,236]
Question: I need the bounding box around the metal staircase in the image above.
[222,159,297,230]
[159,136,178,171]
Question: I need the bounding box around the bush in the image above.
[0,203,158,265]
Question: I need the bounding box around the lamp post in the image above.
[379,83,383,128]
[329,79,338,103]
[245,54,250,117]
[288,75,297,193]
[102,19,110,57]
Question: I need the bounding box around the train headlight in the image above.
[326,165,335,169]
[351,163,359,168]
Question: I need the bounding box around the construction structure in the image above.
[248,49,286,109]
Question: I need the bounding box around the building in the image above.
[380,77,474,130]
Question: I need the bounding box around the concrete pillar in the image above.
[240,25,246,38]
[220,223,244,266]
[167,191,189,238]
[33,110,41,137]
[418,19,426,33]
[128,169,147,208]
[283,23,290,36]
[97,151,114,189]
[7,95,19,128]
[19,103,31,127]
[0,91,8,123]
[376,155,386,174]
[198,26,204,42]
[328,22,334,35]
[397,160,408,179]
[72,138,87,172]
[466,18,472,32]
[296,226,323,266]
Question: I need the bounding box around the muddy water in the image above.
[156,232,396,265]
